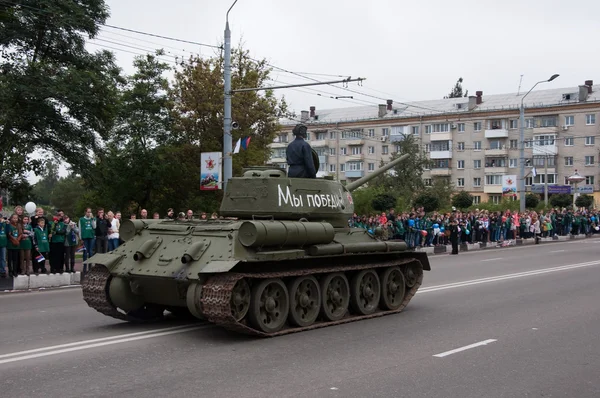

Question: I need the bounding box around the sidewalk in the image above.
[1,234,594,292]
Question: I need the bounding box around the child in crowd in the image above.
[0,216,7,278]
[63,215,79,273]
[33,218,50,274]
[6,214,23,277]
[20,216,33,275]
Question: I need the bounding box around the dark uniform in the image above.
[450,220,460,255]
[286,124,317,178]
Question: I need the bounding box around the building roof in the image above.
[281,83,600,126]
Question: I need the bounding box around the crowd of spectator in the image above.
[0,206,218,278]
[349,207,600,249]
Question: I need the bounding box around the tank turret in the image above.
[220,153,409,227]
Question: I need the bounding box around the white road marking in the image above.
[433,339,497,358]
[480,258,502,262]
[550,250,565,253]
[330,387,339,390]
[418,260,600,294]
[0,324,206,364]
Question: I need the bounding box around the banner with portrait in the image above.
[200,152,222,190]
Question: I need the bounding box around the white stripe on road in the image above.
[0,325,206,365]
[480,258,502,262]
[550,250,565,253]
[433,339,497,358]
[418,260,600,294]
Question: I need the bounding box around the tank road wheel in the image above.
[350,270,381,315]
[379,267,406,311]
[319,272,350,322]
[287,276,321,327]
[231,279,251,322]
[403,265,418,288]
[248,279,289,333]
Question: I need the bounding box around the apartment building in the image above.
[268,80,600,204]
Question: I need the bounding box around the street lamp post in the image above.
[223,0,239,191]
[519,74,560,213]
[568,169,585,209]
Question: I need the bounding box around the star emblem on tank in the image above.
[346,192,353,205]
[205,157,216,170]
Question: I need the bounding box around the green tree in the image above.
[575,194,593,209]
[0,0,123,189]
[525,193,540,209]
[372,193,397,212]
[7,177,34,206]
[452,191,474,210]
[550,193,572,209]
[50,175,86,219]
[351,186,383,215]
[413,191,440,213]
[170,47,290,177]
[32,160,60,205]
[427,177,454,209]
[445,77,469,98]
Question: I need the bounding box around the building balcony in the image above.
[484,166,508,174]
[269,156,286,163]
[270,142,288,149]
[345,153,364,161]
[311,140,328,148]
[483,185,503,194]
[485,128,508,138]
[430,150,453,159]
[431,168,452,176]
[430,132,452,141]
[389,134,407,143]
[344,138,364,146]
[318,155,327,164]
[533,145,557,155]
[345,170,364,178]
[484,148,508,156]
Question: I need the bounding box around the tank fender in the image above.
[82,252,124,271]
[181,241,209,264]
[404,251,431,271]
[133,237,163,261]
[198,260,240,273]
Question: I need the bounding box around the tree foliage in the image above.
[0,0,123,188]
[525,193,540,209]
[550,193,572,209]
[575,194,593,209]
[31,161,59,205]
[445,77,469,98]
[50,175,86,218]
[371,193,397,212]
[413,191,440,213]
[452,191,474,210]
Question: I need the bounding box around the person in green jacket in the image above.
[33,218,50,274]
[6,214,23,277]
[0,217,7,278]
[19,216,33,275]
[63,215,80,273]
[49,213,66,274]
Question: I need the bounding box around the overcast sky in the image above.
[98,0,600,114]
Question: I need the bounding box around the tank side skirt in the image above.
[200,257,424,337]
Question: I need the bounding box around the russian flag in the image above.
[76,245,85,253]
[35,254,45,263]
[241,136,251,150]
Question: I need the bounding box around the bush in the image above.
[575,194,593,209]
[525,193,540,209]
[372,193,397,212]
[550,193,572,209]
[413,191,440,213]
[452,191,473,210]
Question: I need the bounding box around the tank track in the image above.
[200,258,424,337]
[82,265,163,323]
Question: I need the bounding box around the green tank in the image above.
[82,153,431,336]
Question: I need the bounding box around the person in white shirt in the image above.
[106,211,120,251]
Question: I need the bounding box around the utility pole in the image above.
[223,0,238,191]
[544,154,549,206]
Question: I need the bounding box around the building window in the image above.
[565,156,573,166]
[509,120,518,129]
[351,146,362,155]
[412,126,419,136]
[533,174,556,184]
[329,148,336,155]
[457,178,465,187]
[329,164,336,172]
[382,145,389,154]
[489,195,501,204]
[472,195,481,204]
[490,120,504,130]
[473,177,481,187]
[564,137,574,146]
[533,157,545,167]
[509,139,518,149]
[547,157,555,166]
[586,114,596,125]
[509,159,517,168]
[485,175,502,185]
[564,115,574,126]
[457,142,465,151]
[425,125,431,134]
[458,123,465,132]
[585,155,595,166]
[474,141,482,150]
[329,131,336,139]
[432,123,449,132]
[368,146,375,154]
[457,160,465,169]
[586,176,595,185]
[489,140,504,150]
[585,136,595,145]
[340,147,347,155]
[368,163,375,171]
[540,116,557,127]
[474,160,481,169]
[535,135,555,146]
[564,176,570,185]
[368,129,375,137]
[473,122,482,131]
[525,177,532,186]
[382,128,389,136]
[526,118,535,128]
[423,178,432,186]
[347,162,363,171]
[424,144,430,153]
[340,164,345,172]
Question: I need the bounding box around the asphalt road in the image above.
[1,239,600,398]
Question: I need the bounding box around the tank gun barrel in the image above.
[345,153,409,192]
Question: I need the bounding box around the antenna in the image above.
[517,74,524,96]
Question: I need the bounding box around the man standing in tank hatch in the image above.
[286,124,317,179]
